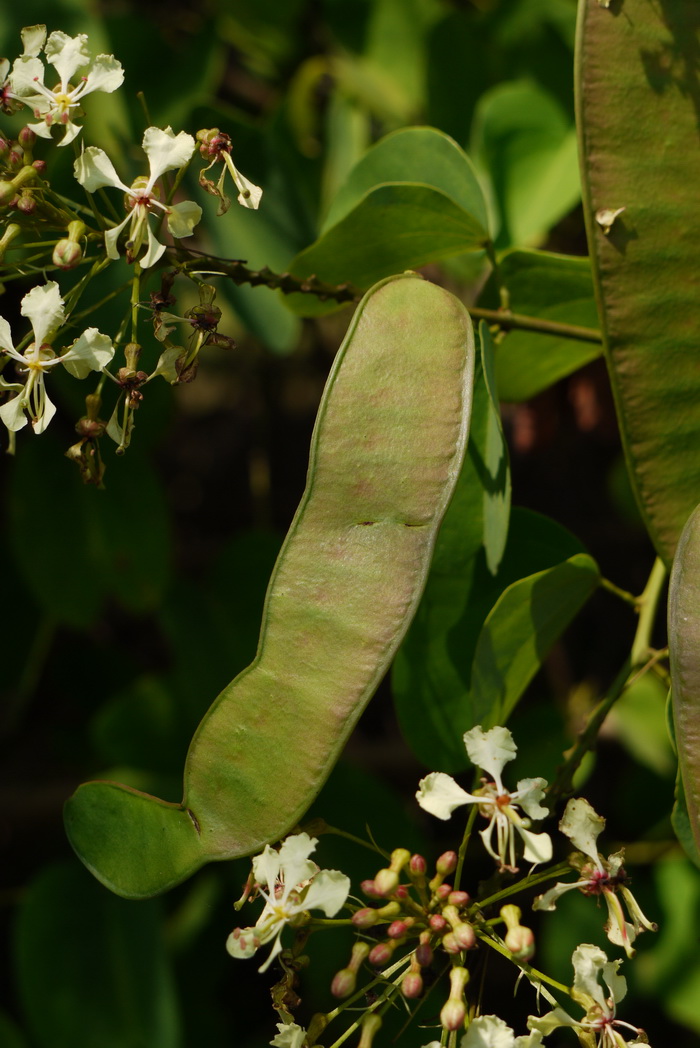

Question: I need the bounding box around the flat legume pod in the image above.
[64,273,475,898]
[669,503,700,855]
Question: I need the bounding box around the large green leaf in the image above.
[284,184,488,316]
[470,552,599,729]
[394,506,595,771]
[471,79,580,247]
[487,249,601,401]
[65,273,474,898]
[321,126,489,234]
[576,0,700,566]
[15,862,181,1048]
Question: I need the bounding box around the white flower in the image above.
[9,27,124,146]
[270,1022,307,1048]
[74,126,202,267]
[461,1015,544,1048]
[532,798,656,958]
[226,832,350,973]
[416,726,552,871]
[528,944,650,1046]
[0,282,114,434]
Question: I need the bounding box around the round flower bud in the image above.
[409,854,427,876]
[452,922,476,950]
[361,879,381,898]
[448,891,470,908]
[504,925,535,962]
[387,919,412,939]
[401,971,423,998]
[18,127,36,149]
[16,192,35,214]
[368,942,393,966]
[331,968,356,998]
[429,914,447,932]
[436,851,458,875]
[373,868,399,896]
[440,998,466,1031]
[415,941,434,967]
[352,907,379,929]
[53,238,83,270]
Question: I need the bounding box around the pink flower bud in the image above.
[440,998,466,1031]
[352,908,379,929]
[395,884,408,900]
[18,127,36,149]
[409,854,427,876]
[436,851,458,875]
[435,883,452,901]
[16,193,35,214]
[429,914,447,932]
[448,891,470,908]
[361,879,381,898]
[331,968,356,998]
[387,919,413,939]
[452,922,476,950]
[53,239,83,270]
[415,941,434,967]
[401,971,423,998]
[32,159,46,173]
[368,942,393,966]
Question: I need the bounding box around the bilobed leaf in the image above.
[576,0,700,565]
[65,273,474,898]
[486,249,601,401]
[471,79,580,247]
[15,862,182,1048]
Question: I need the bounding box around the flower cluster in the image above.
[0,24,263,469]
[224,726,655,1048]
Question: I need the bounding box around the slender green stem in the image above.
[454,803,479,890]
[599,576,638,608]
[479,934,568,998]
[320,824,389,858]
[476,861,572,909]
[630,556,667,666]
[131,264,141,343]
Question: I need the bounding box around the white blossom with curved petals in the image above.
[461,1015,544,1048]
[0,282,113,434]
[74,127,202,267]
[270,1022,307,1048]
[416,726,552,872]
[226,833,350,973]
[9,29,123,145]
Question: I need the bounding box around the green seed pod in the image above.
[669,502,700,854]
[64,273,474,898]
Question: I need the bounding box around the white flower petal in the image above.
[513,1033,543,1048]
[0,316,16,355]
[142,126,195,184]
[56,120,84,147]
[151,345,183,383]
[25,119,53,140]
[571,943,624,1012]
[167,199,202,239]
[252,843,282,892]
[559,797,605,864]
[302,869,350,917]
[461,1014,516,1048]
[60,328,114,379]
[463,726,516,787]
[518,827,552,867]
[527,1008,580,1037]
[532,880,581,912]
[32,384,56,433]
[223,153,263,209]
[138,219,166,268]
[104,213,132,260]
[515,778,549,820]
[270,1022,307,1048]
[277,832,318,891]
[0,393,28,432]
[9,55,46,97]
[416,771,474,820]
[21,25,47,58]
[80,53,124,96]
[45,31,90,86]
[20,282,64,347]
[74,146,128,193]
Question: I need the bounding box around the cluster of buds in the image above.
[0,127,43,213]
[330,848,492,1035]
